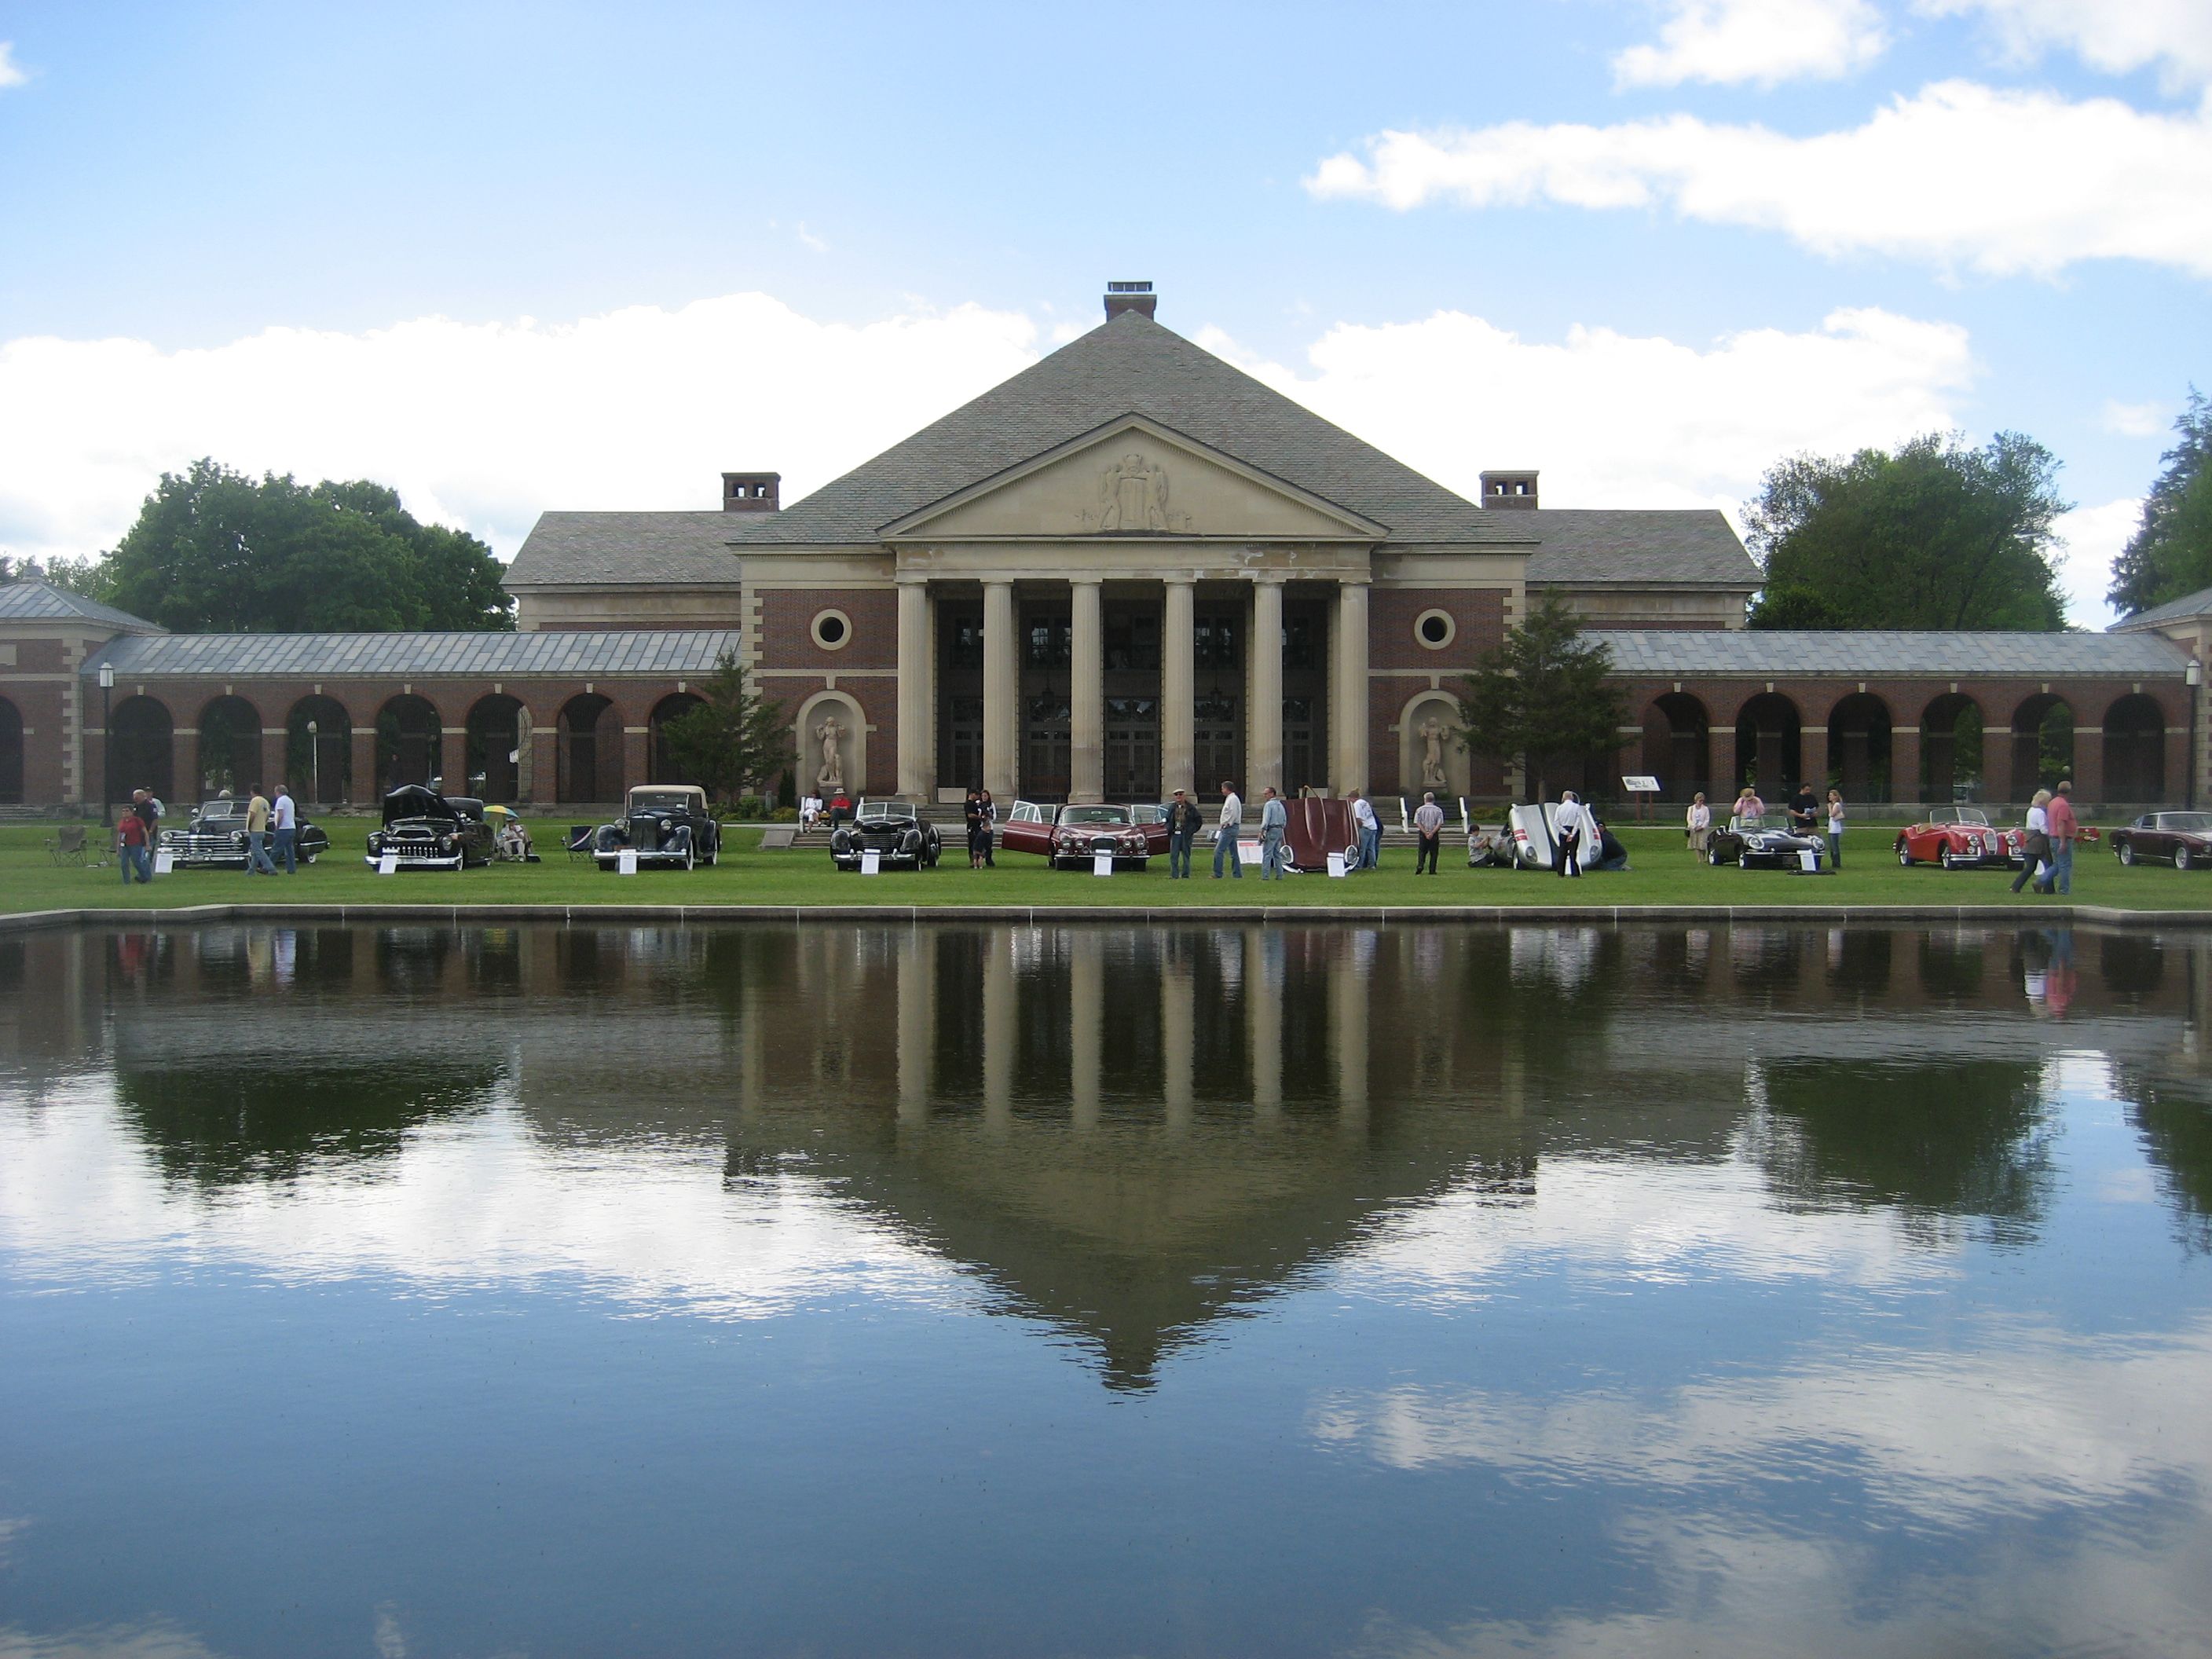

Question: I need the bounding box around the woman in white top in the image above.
[1825,789,1846,871]
[1685,793,1712,859]
[2011,789,2053,894]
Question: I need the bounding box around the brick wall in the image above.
[758,589,898,671]
[1368,588,1507,671]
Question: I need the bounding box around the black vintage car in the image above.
[594,786,721,870]
[364,785,496,870]
[831,798,942,870]
[160,798,332,868]
[1707,811,1828,872]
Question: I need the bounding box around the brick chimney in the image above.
[722,471,780,512]
[1104,280,1156,320]
[1480,470,1538,510]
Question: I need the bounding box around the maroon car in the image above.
[2111,811,2212,869]
[1001,801,1170,869]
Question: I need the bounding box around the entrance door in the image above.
[1104,697,1159,800]
[1193,694,1241,796]
[945,697,983,793]
[1024,694,1071,800]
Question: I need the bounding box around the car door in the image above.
[1000,800,1053,858]
[1130,803,1171,855]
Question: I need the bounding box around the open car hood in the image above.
[381,786,464,827]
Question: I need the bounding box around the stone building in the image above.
[1,280,2204,813]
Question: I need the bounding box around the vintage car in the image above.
[830,798,943,870]
[159,798,332,868]
[1707,812,1827,871]
[364,785,496,870]
[1895,805,2024,870]
[594,785,721,871]
[2111,810,2212,868]
[1002,801,1160,870]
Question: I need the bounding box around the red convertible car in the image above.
[1002,801,1170,869]
[1895,806,2023,870]
[2111,811,2212,868]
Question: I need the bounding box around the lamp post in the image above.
[2188,658,2203,810]
[97,663,114,828]
[306,718,320,805]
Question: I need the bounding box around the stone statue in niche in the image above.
[1095,452,1176,533]
[1419,716,1450,789]
[815,714,846,791]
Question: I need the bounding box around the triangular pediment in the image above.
[881,416,1387,542]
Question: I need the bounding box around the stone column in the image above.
[896,579,932,800]
[897,928,936,1126]
[983,580,1016,800]
[1334,580,1370,797]
[1162,955,1195,1135]
[1249,577,1284,797]
[1332,937,1370,1134]
[1162,577,1196,799]
[982,933,1014,1134]
[1071,931,1103,1132]
[1888,727,1921,808]
[1247,929,1282,1129]
[1070,577,1104,801]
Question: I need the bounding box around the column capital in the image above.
[1068,574,1104,588]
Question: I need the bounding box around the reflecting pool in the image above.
[3,921,2211,1656]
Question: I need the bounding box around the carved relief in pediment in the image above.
[1082,451,1192,535]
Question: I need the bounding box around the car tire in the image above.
[1940,849,1957,870]
[1897,845,1913,866]
[2119,842,2136,866]
[2179,846,2193,871]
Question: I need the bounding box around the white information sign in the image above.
[152,851,176,875]
[1799,848,1819,873]
[1327,851,1348,878]
[1622,775,1662,794]
[617,849,639,875]
[376,853,398,875]
[1238,838,1262,866]
[859,849,881,875]
[1093,852,1114,876]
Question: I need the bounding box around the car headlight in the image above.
[439,834,456,851]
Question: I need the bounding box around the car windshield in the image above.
[628,792,698,813]
[1933,807,1989,826]
[1060,807,1130,826]
[856,800,915,820]
[1733,812,1779,830]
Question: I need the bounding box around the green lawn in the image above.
[5,814,2207,914]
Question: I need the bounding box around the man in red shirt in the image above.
[2047,781,2080,895]
[117,789,152,885]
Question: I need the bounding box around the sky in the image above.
[1,0,2207,626]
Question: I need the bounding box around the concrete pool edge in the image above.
[4,900,2208,933]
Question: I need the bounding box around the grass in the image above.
[5,813,2208,914]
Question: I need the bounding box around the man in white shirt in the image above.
[1212,779,1243,879]
[1553,790,1586,878]
[270,783,299,874]
[1350,789,1380,870]
[1413,792,1445,873]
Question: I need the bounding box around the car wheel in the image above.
[1897,844,1913,866]
[1940,849,1957,870]
[2179,846,2193,871]
[2119,842,2137,866]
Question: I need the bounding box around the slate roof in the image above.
[83,629,743,679]
[505,511,743,588]
[0,579,163,632]
[1525,510,1757,588]
[1589,629,2191,678]
[2111,584,2212,631]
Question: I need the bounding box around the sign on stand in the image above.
[1326,851,1348,878]
[616,849,638,875]
[152,851,176,876]
[1093,852,1114,876]
[1799,848,1820,873]
[859,849,881,875]
[1622,775,1662,822]
[376,852,398,875]
[1238,838,1262,866]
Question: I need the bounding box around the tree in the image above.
[1454,595,1628,801]
[75,459,514,632]
[657,652,792,807]
[1744,431,2069,630]
[2108,390,2212,616]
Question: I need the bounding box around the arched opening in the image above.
[285,696,352,808]
[1921,694,1984,804]
[375,695,441,793]
[1397,691,1470,800]
[1733,693,1801,800]
[1643,693,1710,803]
[1826,692,1893,803]
[195,695,261,798]
[649,693,706,787]
[108,695,173,803]
[0,697,22,804]
[557,693,620,804]
[2104,694,2166,802]
[465,694,526,804]
[793,690,868,798]
[2011,694,2073,799]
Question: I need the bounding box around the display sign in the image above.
[376,853,398,875]
[616,849,638,875]
[152,851,176,876]
[1238,839,1262,865]
[1622,775,1662,793]
[1093,851,1114,876]
[1327,851,1348,878]
[1799,848,1820,873]
[859,849,881,875]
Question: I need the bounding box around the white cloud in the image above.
[2103,398,2169,438]
[1614,0,1889,88]
[2052,496,2141,628]
[0,42,25,89]
[1306,81,2212,279]
[1921,0,2212,93]
[1196,305,1973,522]
[795,221,830,254]
[0,293,1042,565]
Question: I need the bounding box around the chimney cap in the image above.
[723,471,781,513]
[1479,470,1539,510]
[1104,280,1157,320]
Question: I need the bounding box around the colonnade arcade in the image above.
[892,573,1373,804]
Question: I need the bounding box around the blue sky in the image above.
[2,0,2207,622]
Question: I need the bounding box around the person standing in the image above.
[1213,779,1244,879]
[244,784,277,875]
[2047,779,2079,895]
[962,789,986,869]
[271,784,299,875]
[1825,789,1846,871]
[976,789,997,866]
[1258,786,1289,880]
[1686,792,1712,860]
[1350,789,1381,870]
[1414,791,1445,874]
[1733,786,1765,826]
[117,791,152,885]
[1164,788,1202,879]
[2012,789,2053,894]
[1553,789,1586,878]
[1788,781,1820,836]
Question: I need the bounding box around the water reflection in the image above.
[4,920,2212,1656]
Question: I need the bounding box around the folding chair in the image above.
[566,825,595,862]
[46,825,88,866]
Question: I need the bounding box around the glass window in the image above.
[943,617,984,671]
[1026,618,1071,668]
[1195,615,1240,670]
[1105,613,1159,672]
[1284,616,1319,671]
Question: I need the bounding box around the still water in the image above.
[2,921,2210,1657]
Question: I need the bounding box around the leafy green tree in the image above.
[1454,595,1628,801]
[1745,431,2069,630]
[658,651,792,807]
[77,459,513,632]
[2108,390,2212,616]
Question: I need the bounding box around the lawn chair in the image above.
[46,824,88,866]
[565,824,595,863]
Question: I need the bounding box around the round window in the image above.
[811,609,852,651]
[1414,608,1456,650]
